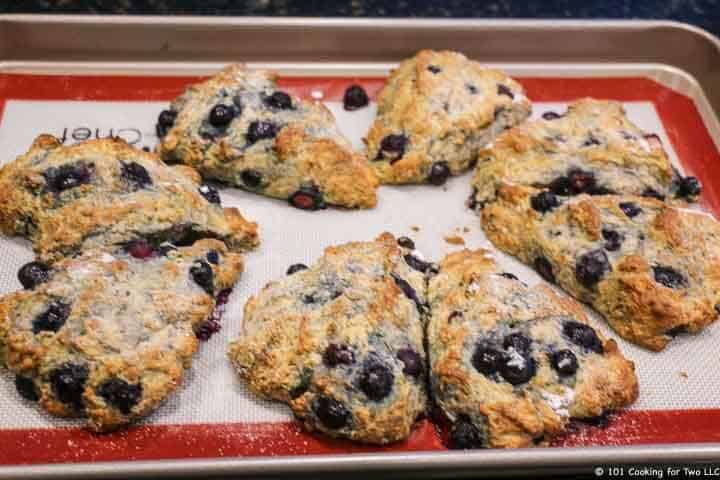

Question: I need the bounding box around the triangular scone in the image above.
[228,233,429,444]
[470,99,700,209]
[365,50,531,185]
[482,185,720,350]
[428,249,638,449]
[157,64,378,210]
[0,239,242,431]
[0,135,258,263]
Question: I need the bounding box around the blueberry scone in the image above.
[228,233,431,444]
[0,239,242,431]
[469,99,700,209]
[428,249,638,449]
[482,185,720,350]
[0,135,259,263]
[157,64,378,210]
[365,50,531,185]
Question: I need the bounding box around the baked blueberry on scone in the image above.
[157,64,378,210]
[365,49,531,185]
[0,135,258,263]
[469,99,700,209]
[428,249,638,449]
[228,233,431,444]
[482,185,720,350]
[0,239,242,431]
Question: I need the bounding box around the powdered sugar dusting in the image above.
[505,347,526,369]
[541,387,575,418]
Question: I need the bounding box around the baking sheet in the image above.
[0,16,718,477]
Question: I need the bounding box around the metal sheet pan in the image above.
[0,15,719,479]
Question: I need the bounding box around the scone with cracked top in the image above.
[157,64,378,210]
[365,49,531,185]
[469,99,700,209]
[482,184,720,350]
[0,239,243,431]
[0,135,258,263]
[228,233,431,444]
[428,249,638,449]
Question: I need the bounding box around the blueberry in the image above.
[358,360,394,401]
[530,191,559,213]
[666,325,686,337]
[619,202,642,218]
[194,320,221,341]
[120,161,152,189]
[542,111,562,120]
[240,169,263,189]
[642,188,665,201]
[547,176,571,196]
[377,134,407,163]
[98,378,142,414]
[466,84,478,94]
[404,254,433,273]
[32,301,71,334]
[497,84,514,99]
[286,263,308,275]
[427,65,441,74]
[323,343,355,367]
[18,261,51,289]
[156,109,177,138]
[499,272,518,280]
[471,343,503,376]
[602,229,623,252]
[43,162,93,193]
[503,332,532,356]
[567,169,597,194]
[246,121,277,144]
[563,321,603,353]
[206,250,220,265]
[313,396,351,429]
[449,416,485,449]
[343,85,369,111]
[198,184,221,204]
[550,349,578,376]
[397,236,415,250]
[534,256,555,283]
[575,249,611,288]
[127,240,154,259]
[428,162,451,186]
[676,176,701,199]
[397,348,423,378]
[499,352,536,385]
[264,91,293,110]
[49,363,88,409]
[190,260,214,295]
[15,375,39,402]
[391,273,425,313]
[208,104,235,127]
[653,266,687,289]
[289,185,326,211]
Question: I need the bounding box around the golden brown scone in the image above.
[469,99,700,209]
[157,64,378,210]
[228,233,431,444]
[0,135,258,263]
[0,239,242,432]
[428,249,638,449]
[482,184,720,350]
[365,49,531,185]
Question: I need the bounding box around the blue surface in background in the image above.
[1,0,719,37]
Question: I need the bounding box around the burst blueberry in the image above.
[377,134,407,163]
[471,343,503,376]
[653,266,686,289]
[121,161,152,189]
[503,332,532,356]
[246,121,278,144]
[240,169,263,189]
[264,91,293,110]
[206,250,220,265]
[313,396,351,429]
[619,202,642,218]
[50,363,88,410]
[397,348,423,378]
[397,236,415,250]
[497,84,514,99]
[198,184,221,204]
[15,375,39,402]
[449,416,486,449]
[563,321,603,353]
[534,256,555,283]
[343,85,369,111]
[190,260,214,294]
[358,360,394,401]
[404,254,432,273]
[550,349,578,376]
[32,301,71,333]
[289,185,326,210]
[127,240,154,259]
[44,162,93,193]
[676,176,701,199]
[286,263,308,275]
[98,378,142,414]
[531,191,559,213]
[602,229,622,251]
[156,109,177,138]
[575,249,611,288]
[323,343,355,367]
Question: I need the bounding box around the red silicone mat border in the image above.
[0,73,718,465]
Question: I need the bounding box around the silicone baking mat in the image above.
[0,73,719,465]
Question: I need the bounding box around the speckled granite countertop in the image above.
[2,0,719,37]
